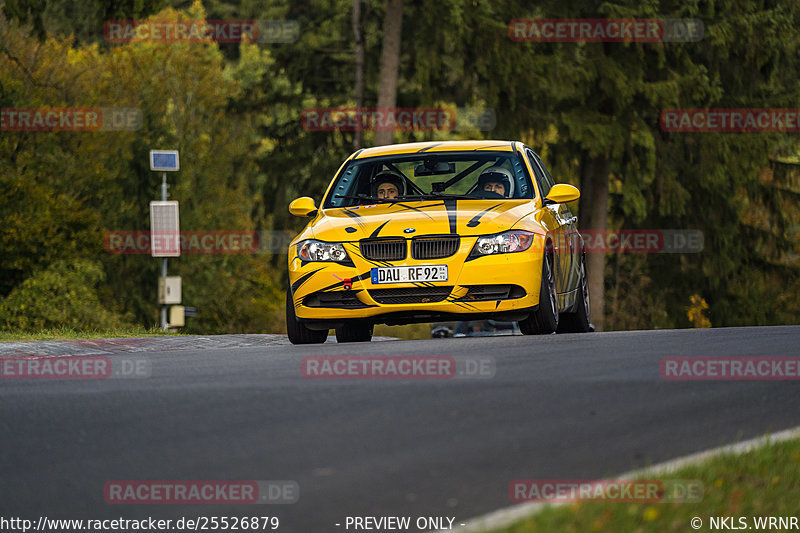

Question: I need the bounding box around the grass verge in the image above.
[0,326,186,342]
[0,323,433,341]
[486,436,800,532]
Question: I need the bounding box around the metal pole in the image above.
[160,171,168,331]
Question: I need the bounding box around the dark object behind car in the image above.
[431,320,521,338]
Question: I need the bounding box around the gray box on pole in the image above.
[158,276,182,304]
[150,201,180,257]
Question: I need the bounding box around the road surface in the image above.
[1,326,799,531]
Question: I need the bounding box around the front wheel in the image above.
[335,322,373,343]
[286,290,328,345]
[557,254,591,333]
[519,251,559,335]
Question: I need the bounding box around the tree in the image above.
[374,0,403,146]
[1,0,798,334]
[352,0,365,149]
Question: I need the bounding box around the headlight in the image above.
[469,230,535,256]
[297,240,352,264]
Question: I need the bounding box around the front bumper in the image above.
[288,235,546,327]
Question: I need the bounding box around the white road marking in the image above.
[447,425,800,532]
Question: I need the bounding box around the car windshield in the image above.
[324,151,534,208]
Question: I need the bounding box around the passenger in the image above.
[476,167,514,197]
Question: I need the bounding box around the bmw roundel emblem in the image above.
[404,228,416,234]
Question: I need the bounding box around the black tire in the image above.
[519,251,559,335]
[286,290,328,345]
[335,322,374,343]
[557,254,592,333]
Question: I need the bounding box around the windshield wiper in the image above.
[333,194,399,204]
[333,193,479,204]
[395,193,477,200]
[433,193,479,200]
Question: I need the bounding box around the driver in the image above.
[371,171,405,200]
[477,167,514,197]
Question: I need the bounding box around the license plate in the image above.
[371,265,448,284]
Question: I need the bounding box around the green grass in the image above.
[0,326,186,342]
[0,323,433,342]
[486,437,800,532]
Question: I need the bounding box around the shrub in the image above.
[0,260,131,331]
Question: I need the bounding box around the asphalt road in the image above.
[1,326,799,532]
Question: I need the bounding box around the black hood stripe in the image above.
[369,220,390,239]
[466,203,502,228]
[343,209,368,231]
[392,203,437,219]
[443,198,458,234]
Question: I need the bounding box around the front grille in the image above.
[369,286,452,305]
[303,290,366,308]
[412,236,460,260]
[456,285,526,301]
[361,239,406,261]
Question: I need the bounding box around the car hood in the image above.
[308,200,537,241]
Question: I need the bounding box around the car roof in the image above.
[353,140,518,159]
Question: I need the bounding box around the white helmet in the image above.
[477,166,515,197]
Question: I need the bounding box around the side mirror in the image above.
[289,197,318,217]
[544,184,580,205]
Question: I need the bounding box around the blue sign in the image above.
[150,150,180,171]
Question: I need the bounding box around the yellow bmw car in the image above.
[285,140,590,343]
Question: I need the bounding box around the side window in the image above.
[327,165,357,207]
[525,148,553,198]
[510,154,532,198]
[536,154,557,193]
[327,163,371,207]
